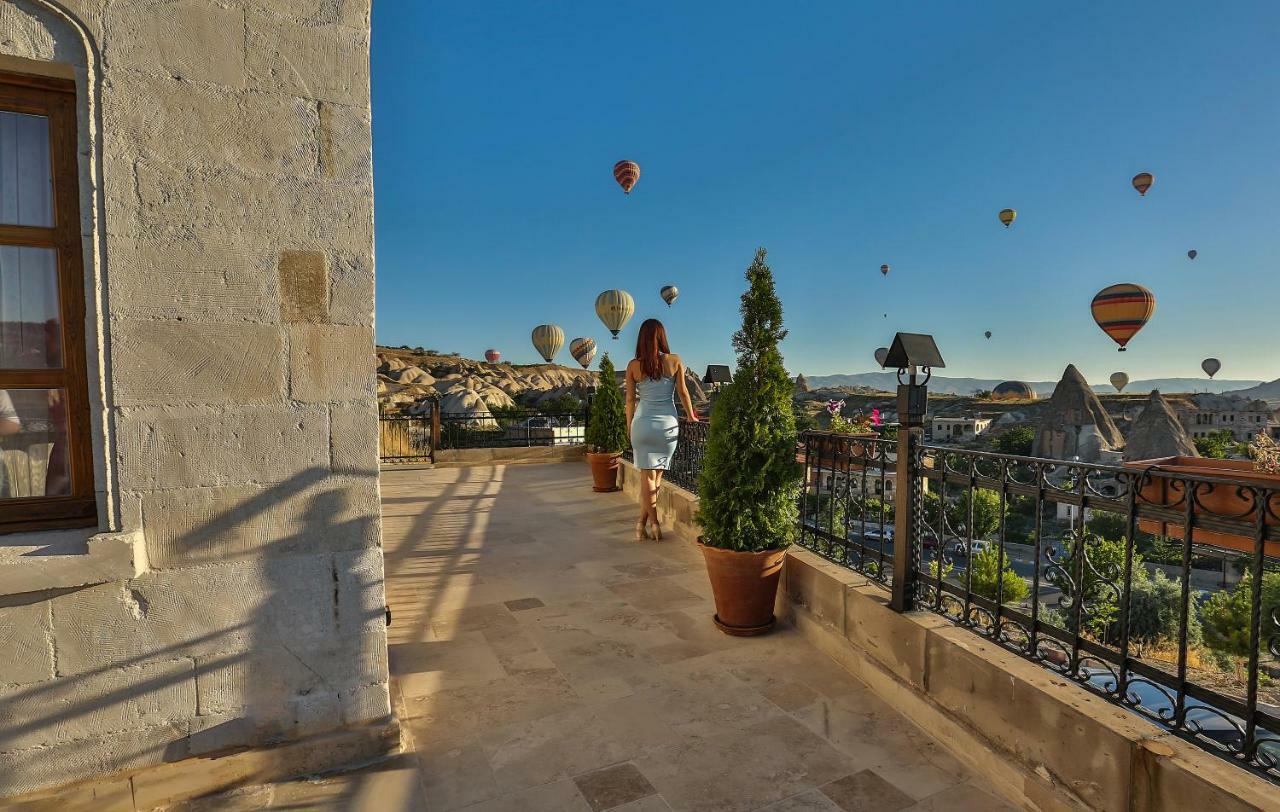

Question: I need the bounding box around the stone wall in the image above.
[0,0,390,800]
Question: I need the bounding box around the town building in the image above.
[1176,394,1279,442]
[930,415,993,443]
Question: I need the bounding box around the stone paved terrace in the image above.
[209,462,1017,811]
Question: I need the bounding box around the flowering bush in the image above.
[825,399,875,435]
[1249,431,1280,474]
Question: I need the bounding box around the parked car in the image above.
[862,526,895,543]
[921,533,941,553]
[951,539,992,557]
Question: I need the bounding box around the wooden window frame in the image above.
[0,71,96,533]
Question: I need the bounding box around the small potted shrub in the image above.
[1125,431,1280,557]
[585,353,627,492]
[696,248,803,635]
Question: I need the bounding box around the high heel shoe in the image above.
[635,521,647,541]
[647,519,663,541]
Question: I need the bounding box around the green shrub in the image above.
[993,426,1035,456]
[584,354,627,454]
[697,248,802,552]
[969,545,1029,605]
[1128,569,1200,656]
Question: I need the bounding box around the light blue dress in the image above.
[631,368,679,470]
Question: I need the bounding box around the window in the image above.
[0,71,94,533]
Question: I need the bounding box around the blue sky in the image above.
[371,2,1280,384]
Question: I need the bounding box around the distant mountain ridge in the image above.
[803,372,1264,397]
[1223,378,1280,404]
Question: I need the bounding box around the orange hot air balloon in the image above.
[998,208,1016,228]
[1091,283,1156,351]
[613,160,640,194]
[1132,172,1154,196]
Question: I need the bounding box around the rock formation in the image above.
[1032,364,1125,462]
[794,374,810,394]
[1123,390,1197,461]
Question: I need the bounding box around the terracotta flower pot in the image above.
[586,451,621,492]
[1124,456,1280,558]
[698,538,786,636]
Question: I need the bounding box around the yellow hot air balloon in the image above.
[531,324,564,363]
[569,337,597,369]
[998,208,1016,228]
[594,289,635,338]
[1132,172,1154,196]
[1091,283,1156,351]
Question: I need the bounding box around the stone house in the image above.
[1176,393,1278,443]
[0,0,391,804]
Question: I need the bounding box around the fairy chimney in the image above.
[1123,390,1198,461]
[1033,364,1125,462]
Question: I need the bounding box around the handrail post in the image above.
[429,401,440,464]
[891,373,928,612]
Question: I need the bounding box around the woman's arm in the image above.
[624,361,636,428]
[673,360,698,421]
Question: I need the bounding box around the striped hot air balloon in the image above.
[531,324,564,363]
[484,349,501,363]
[1091,283,1156,352]
[998,208,1016,228]
[569,337,597,369]
[660,285,679,307]
[613,160,640,194]
[1132,172,1154,196]
[595,289,635,338]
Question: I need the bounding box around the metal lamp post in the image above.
[881,333,946,612]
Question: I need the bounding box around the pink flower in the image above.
[871,408,882,426]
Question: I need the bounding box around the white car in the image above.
[861,526,895,543]
[951,539,991,557]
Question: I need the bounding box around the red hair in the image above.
[634,319,670,381]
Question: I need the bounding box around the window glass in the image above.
[0,246,62,369]
[0,111,54,227]
[0,388,70,499]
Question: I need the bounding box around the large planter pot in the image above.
[1124,456,1280,557]
[698,538,786,636]
[586,451,621,492]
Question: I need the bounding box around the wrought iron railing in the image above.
[799,429,1280,782]
[378,415,431,463]
[438,410,586,449]
[379,409,589,463]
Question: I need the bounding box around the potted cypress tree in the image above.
[696,248,802,635]
[585,353,627,492]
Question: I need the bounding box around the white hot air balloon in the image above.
[660,285,679,307]
[595,289,635,338]
[531,324,564,363]
[874,347,889,368]
[1110,372,1129,393]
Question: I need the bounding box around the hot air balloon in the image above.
[484,349,501,363]
[984,331,992,340]
[1091,283,1156,352]
[1202,358,1221,379]
[1110,372,1129,393]
[874,347,889,367]
[1187,249,1197,260]
[1132,172,1154,196]
[531,324,564,363]
[613,160,640,194]
[569,337,597,370]
[595,289,635,338]
[998,208,1016,228]
[880,264,890,276]
[660,285,679,307]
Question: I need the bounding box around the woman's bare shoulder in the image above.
[664,353,684,370]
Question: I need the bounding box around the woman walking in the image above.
[625,319,699,540]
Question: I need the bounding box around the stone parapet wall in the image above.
[0,0,390,800]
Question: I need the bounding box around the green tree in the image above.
[1049,533,1141,641]
[697,248,803,552]
[1202,571,1280,674]
[1086,511,1129,543]
[539,393,583,415]
[584,354,627,453]
[947,489,1002,539]
[1127,570,1200,657]
[969,546,1029,604]
[792,400,817,434]
[993,426,1035,456]
[1194,429,1246,459]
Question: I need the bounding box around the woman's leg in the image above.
[644,469,662,539]
[637,468,654,537]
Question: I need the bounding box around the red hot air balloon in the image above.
[1091,283,1156,351]
[484,349,501,363]
[1132,172,1154,196]
[613,160,640,194]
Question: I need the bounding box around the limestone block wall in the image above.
[0,0,389,798]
